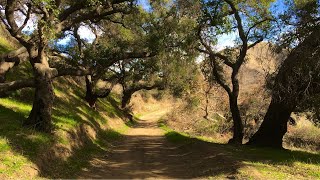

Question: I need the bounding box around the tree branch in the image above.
[224,0,247,69]
[4,0,31,47]
[14,3,32,36]
[246,18,271,38]
[0,78,35,96]
[213,52,234,68]
[248,37,264,49]
[209,55,232,95]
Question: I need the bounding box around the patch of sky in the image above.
[270,0,287,16]
[216,31,237,51]
[137,0,152,11]
[57,25,96,46]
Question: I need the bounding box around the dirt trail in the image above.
[78,109,238,179]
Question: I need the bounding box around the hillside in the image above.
[0,35,133,178]
[0,76,132,178]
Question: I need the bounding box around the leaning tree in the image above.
[248,0,320,148]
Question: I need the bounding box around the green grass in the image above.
[159,122,194,143]
[0,76,127,179]
[0,34,129,178]
[0,101,52,178]
[0,36,13,54]
[160,121,320,179]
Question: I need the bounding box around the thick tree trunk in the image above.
[247,99,295,148]
[247,29,320,148]
[24,74,54,133]
[24,55,57,133]
[121,91,132,109]
[228,96,244,144]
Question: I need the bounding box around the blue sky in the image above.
[138,0,151,11]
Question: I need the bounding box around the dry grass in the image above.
[284,115,320,152]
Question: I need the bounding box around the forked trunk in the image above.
[24,55,57,133]
[247,99,295,148]
[247,29,319,148]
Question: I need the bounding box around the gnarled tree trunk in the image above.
[247,28,320,148]
[247,99,295,148]
[25,74,54,132]
[85,75,113,109]
[24,54,57,133]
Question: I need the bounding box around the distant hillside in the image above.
[239,42,286,94]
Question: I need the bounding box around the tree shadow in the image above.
[79,130,320,179]
[0,93,124,178]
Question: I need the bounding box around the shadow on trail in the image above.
[80,122,320,179]
[79,135,239,179]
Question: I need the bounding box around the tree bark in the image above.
[24,55,57,133]
[121,90,133,109]
[25,75,54,132]
[247,28,320,148]
[228,95,244,144]
[0,47,29,83]
[247,99,295,148]
[84,75,113,109]
[85,75,98,109]
[0,61,15,83]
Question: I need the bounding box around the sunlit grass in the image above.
[159,122,193,143]
[0,75,126,178]
[160,121,320,179]
[0,98,32,116]
[0,37,13,54]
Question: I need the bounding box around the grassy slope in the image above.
[159,122,320,179]
[0,38,128,179]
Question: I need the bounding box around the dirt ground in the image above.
[78,110,239,179]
